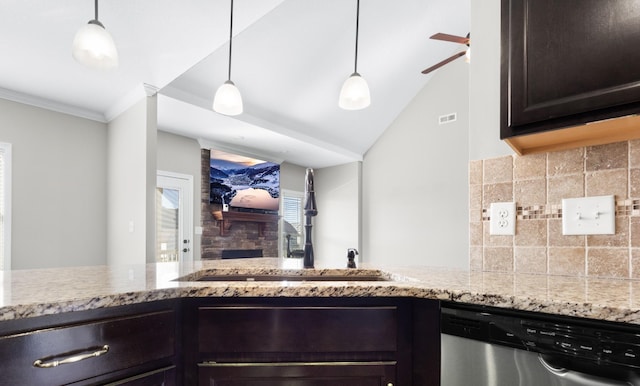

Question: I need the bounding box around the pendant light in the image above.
[72,0,119,71]
[213,0,243,116]
[339,0,370,110]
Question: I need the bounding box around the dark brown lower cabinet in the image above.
[0,296,440,386]
[106,366,176,386]
[182,297,429,386]
[198,362,396,385]
[0,300,179,386]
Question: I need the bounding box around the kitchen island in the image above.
[1,258,640,385]
[1,257,639,324]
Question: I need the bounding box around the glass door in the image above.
[156,172,193,262]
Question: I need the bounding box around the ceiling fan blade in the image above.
[430,32,470,45]
[421,51,466,75]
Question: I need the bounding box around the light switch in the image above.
[490,202,516,235]
[562,195,615,235]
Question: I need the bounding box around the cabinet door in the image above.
[198,362,396,386]
[105,366,176,386]
[501,0,640,138]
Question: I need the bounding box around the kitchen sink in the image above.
[174,269,393,282]
[195,274,390,282]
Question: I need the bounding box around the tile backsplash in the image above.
[469,140,640,279]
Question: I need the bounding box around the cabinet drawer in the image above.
[0,310,175,386]
[198,362,396,386]
[198,306,397,354]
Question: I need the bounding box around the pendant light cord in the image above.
[353,0,360,73]
[94,0,99,21]
[227,0,234,81]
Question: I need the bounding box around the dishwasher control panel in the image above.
[441,304,640,370]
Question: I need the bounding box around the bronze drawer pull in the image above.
[33,345,110,368]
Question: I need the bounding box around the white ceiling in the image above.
[0,0,470,168]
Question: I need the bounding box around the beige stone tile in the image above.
[514,179,546,206]
[548,219,585,247]
[470,246,483,271]
[549,247,586,276]
[630,140,640,168]
[469,209,483,223]
[469,184,482,210]
[515,247,547,274]
[630,169,640,198]
[586,142,628,171]
[469,222,483,246]
[484,156,513,184]
[469,160,483,186]
[632,248,640,279]
[548,175,584,204]
[587,217,629,247]
[484,222,513,247]
[514,153,546,180]
[483,183,513,207]
[515,220,547,246]
[484,247,514,272]
[585,169,627,199]
[587,248,629,278]
[632,217,640,248]
[547,275,586,300]
[548,148,584,176]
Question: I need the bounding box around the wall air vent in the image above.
[439,113,457,125]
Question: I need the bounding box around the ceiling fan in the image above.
[421,33,470,75]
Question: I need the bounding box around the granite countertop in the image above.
[1,258,639,325]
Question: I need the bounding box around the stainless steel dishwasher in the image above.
[441,304,640,386]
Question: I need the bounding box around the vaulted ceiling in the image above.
[0,0,470,167]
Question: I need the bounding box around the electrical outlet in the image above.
[490,202,516,235]
[562,195,615,235]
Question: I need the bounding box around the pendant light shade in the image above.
[213,0,243,116]
[72,0,118,70]
[339,0,370,110]
[213,80,243,116]
[339,72,370,110]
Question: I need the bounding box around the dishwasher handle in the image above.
[538,354,631,385]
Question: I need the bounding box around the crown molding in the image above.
[0,87,106,123]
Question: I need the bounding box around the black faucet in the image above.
[347,248,358,268]
[303,168,318,269]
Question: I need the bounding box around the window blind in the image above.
[281,191,304,254]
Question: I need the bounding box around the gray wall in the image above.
[0,98,107,269]
[469,0,513,160]
[362,57,470,268]
[157,130,202,259]
[280,162,306,192]
[107,96,157,265]
[314,162,361,267]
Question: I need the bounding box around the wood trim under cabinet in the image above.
[504,114,640,155]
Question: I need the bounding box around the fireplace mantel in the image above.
[212,210,279,236]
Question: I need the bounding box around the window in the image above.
[0,143,11,270]
[280,189,304,258]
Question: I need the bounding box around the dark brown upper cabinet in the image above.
[501,0,640,155]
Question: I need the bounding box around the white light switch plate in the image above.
[562,195,615,235]
[490,202,516,235]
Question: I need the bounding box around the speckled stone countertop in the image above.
[1,258,640,325]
